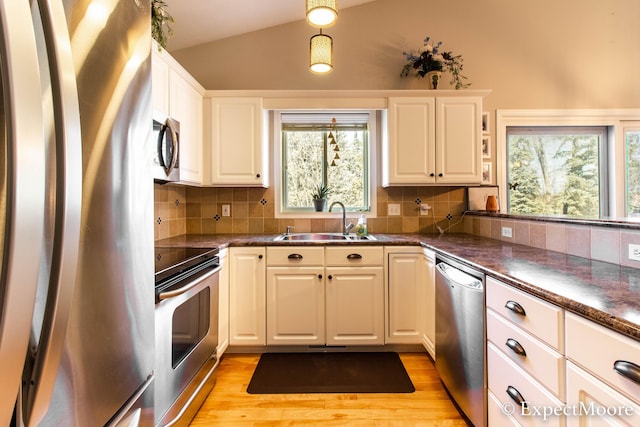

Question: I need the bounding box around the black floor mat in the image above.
[247,352,415,394]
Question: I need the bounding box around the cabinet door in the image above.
[423,249,436,358]
[169,69,203,184]
[266,267,325,345]
[566,361,640,427]
[383,97,436,185]
[217,249,229,357]
[387,252,424,344]
[435,97,482,184]
[229,247,266,345]
[209,97,268,186]
[151,47,169,116]
[325,266,384,345]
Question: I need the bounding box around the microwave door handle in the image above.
[165,119,179,176]
[0,1,46,425]
[21,0,83,425]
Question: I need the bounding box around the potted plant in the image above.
[151,0,174,50]
[311,184,330,212]
[400,36,470,90]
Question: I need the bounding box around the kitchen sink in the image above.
[273,233,376,242]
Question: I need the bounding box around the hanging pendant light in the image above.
[310,30,333,74]
[306,0,338,28]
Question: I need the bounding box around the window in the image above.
[277,112,374,214]
[498,110,640,219]
[626,126,640,217]
[506,127,607,218]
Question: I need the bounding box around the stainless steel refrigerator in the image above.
[0,0,154,425]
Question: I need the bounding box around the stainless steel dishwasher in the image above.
[435,255,486,427]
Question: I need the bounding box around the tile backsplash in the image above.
[464,215,640,268]
[155,183,640,268]
[154,183,467,240]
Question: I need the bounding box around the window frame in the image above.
[273,110,378,219]
[505,126,609,218]
[496,109,640,219]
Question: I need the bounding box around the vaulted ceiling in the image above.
[162,0,376,51]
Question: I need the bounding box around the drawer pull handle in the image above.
[505,338,527,357]
[613,360,640,385]
[347,253,362,260]
[506,385,528,410]
[505,300,526,316]
[288,253,303,260]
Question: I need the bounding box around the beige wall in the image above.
[171,0,640,112]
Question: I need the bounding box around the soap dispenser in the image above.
[355,214,368,237]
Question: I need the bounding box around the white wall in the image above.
[170,0,640,112]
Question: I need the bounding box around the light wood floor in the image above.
[189,352,469,427]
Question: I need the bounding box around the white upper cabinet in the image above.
[151,42,205,184]
[169,70,203,184]
[151,47,170,116]
[435,97,482,184]
[207,97,269,187]
[383,97,436,185]
[383,95,483,186]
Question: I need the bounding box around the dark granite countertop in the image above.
[155,233,640,341]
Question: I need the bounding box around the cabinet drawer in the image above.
[566,312,640,404]
[488,342,564,427]
[486,277,564,351]
[267,246,324,266]
[488,390,521,427]
[487,308,565,399]
[325,246,383,266]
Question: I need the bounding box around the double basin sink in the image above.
[273,233,376,242]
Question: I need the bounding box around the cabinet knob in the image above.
[438,173,443,177]
[430,173,435,177]
[613,360,640,385]
[506,386,528,410]
[256,173,261,178]
[318,274,323,279]
[505,300,526,316]
[328,275,333,280]
[258,254,263,259]
[505,338,527,357]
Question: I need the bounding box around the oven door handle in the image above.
[158,265,221,301]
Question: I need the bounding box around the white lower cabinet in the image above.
[265,246,383,346]
[566,361,640,426]
[385,247,427,345]
[228,247,265,346]
[423,248,436,358]
[488,342,565,427]
[266,267,324,345]
[325,247,384,345]
[217,248,229,357]
[325,266,384,345]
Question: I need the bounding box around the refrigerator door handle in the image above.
[21,0,82,425]
[0,1,46,426]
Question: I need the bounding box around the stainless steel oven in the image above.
[154,247,220,426]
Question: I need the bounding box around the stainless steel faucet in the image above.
[329,201,354,235]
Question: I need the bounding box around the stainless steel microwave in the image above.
[152,113,180,183]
